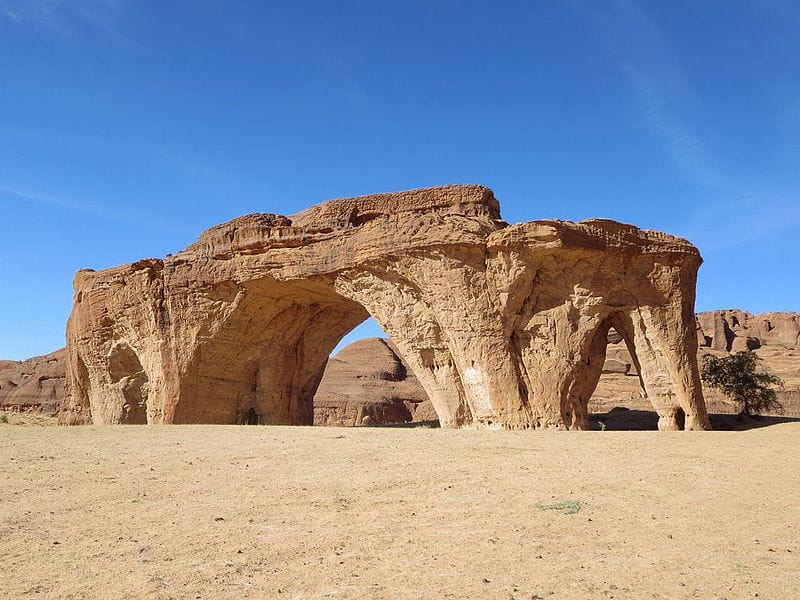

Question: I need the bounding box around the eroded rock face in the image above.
[62,184,710,430]
[0,349,66,415]
[696,310,800,351]
[313,338,434,426]
[593,310,800,416]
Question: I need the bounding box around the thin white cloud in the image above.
[583,0,729,191]
[1,0,68,33]
[0,0,148,53]
[0,184,91,212]
[0,0,118,23]
[623,64,733,191]
[0,184,176,232]
[582,0,799,252]
[0,123,276,210]
[682,190,800,254]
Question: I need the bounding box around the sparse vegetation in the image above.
[535,500,582,515]
[701,351,784,417]
[0,413,8,423]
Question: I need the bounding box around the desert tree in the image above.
[701,351,784,417]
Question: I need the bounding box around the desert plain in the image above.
[2,423,799,600]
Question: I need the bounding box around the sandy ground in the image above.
[1,425,799,600]
[0,412,57,426]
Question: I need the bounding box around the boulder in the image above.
[601,359,631,375]
[731,336,761,352]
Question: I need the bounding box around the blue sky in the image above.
[1,0,798,360]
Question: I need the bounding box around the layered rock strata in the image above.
[61,184,709,430]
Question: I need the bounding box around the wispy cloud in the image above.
[0,0,150,54]
[685,188,800,253]
[623,64,732,191]
[0,183,176,233]
[1,0,68,32]
[0,122,276,212]
[1,0,118,24]
[582,0,799,251]
[583,0,728,191]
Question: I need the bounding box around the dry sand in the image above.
[2,424,799,599]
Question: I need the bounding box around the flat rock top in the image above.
[75,184,703,284]
[289,184,500,229]
[175,184,504,266]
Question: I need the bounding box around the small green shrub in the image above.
[536,500,582,515]
[0,413,8,423]
[701,351,784,416]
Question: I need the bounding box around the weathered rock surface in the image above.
[696,311,800,414]
[696,310,800,351]
[0,349,66,415]
[7,309,797,425]
[321,316,799,426]
[313,338,434,426]
[592,310,800,416]
[61,184,710,430]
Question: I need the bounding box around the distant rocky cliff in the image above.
[0,349,66,415]
[696,310,800,352]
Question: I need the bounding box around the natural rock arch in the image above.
[167,277,369,425]
[108,342,149,424]
[61,185,710,430]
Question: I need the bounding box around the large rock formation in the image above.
[313,338,434,426]
[0,349,66,415]
[9,310,795,426]
[592,310,800,415]
[61,184,709,430]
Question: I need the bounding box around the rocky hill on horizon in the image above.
[2,310,798,424]
[313,337,436,426]
[0,349,66,416]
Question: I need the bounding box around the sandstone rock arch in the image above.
[61,185,710,430]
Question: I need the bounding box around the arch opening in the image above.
[108,343,149,424]
[577,310,701,432]
[169,279,438,427]
[580,323,654,430]
[314,317,438,427]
